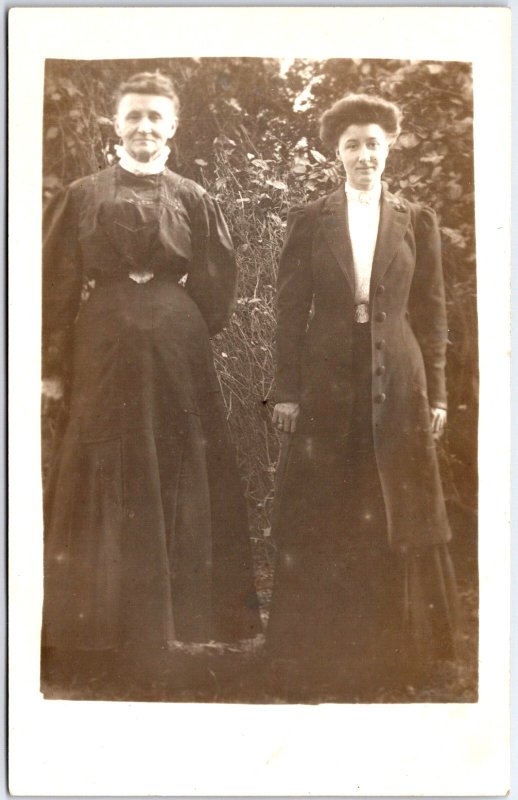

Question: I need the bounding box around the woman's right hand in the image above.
[272,402,300,434]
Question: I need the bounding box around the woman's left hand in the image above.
[430,407,447,440]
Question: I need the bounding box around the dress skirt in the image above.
[42,274,260,653]
[266,321,460,693]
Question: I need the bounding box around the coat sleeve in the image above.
[409,206,448,410]
[185,192,237,336]
[42,186,83,382]
[275,205,315,403]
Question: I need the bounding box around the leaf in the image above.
[60,78,82,97]
[194,158,208,167]
[451,118,473,135]
[291,164,307,175]
[420,154,444,164]
[310,149,327,164]
[398,132,420,149]
[213,134,236,149]
[447,183,463,200]
[267,212,283,225]
[442,227,467,248]
[426,63,444,75]
[266,179,288,190]
[43,175,63,190]
[252,159,269,171]
[97,116,113,126]
[46,126,59,140]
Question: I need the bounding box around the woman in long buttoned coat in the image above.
[266,94,460,696]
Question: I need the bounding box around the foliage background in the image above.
[42,58,478,700]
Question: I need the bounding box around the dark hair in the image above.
[319,93,401,150]
[114,71,180,116]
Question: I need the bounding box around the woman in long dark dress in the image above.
[266,94,460,699]
[41,72,261,692]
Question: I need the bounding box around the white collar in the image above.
[115,145,171,176]
[344,181,382,206]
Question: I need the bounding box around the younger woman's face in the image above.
[114,93,177,163]
[336,123,392,190]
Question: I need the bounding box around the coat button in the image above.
[377,284,386,294]
[375,365,386,376]
[374,393,386,404]
[375,311,387,322]
[375,339,385,350]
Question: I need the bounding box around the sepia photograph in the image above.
[9,7,510,797]
[40,55,478,706]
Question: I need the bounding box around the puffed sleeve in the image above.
[42,185,83,381]
[408,206,448,409]
[185,192,237,336]
[274,205,315,403]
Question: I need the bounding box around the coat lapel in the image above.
[320,188,355,295]
[321,187,411,299]
[369,191,411,296]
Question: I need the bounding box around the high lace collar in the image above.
[344,181,382,206]
[115,145,171,176]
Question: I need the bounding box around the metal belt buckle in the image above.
[354,303,370,324]
[129,270,154,284]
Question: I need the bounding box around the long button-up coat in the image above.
[275,186,452,551]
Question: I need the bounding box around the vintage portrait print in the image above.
[40,54,477,707]
[9,7,510,797]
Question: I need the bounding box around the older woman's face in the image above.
[114,93,177,163]
[337,123,392,190]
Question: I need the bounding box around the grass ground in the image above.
[41,557,478,705]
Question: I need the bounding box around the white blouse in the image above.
[345,182,382,311]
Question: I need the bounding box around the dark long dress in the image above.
[267,323,459,694]
[41,165,261,656]
[266,193,460,698]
